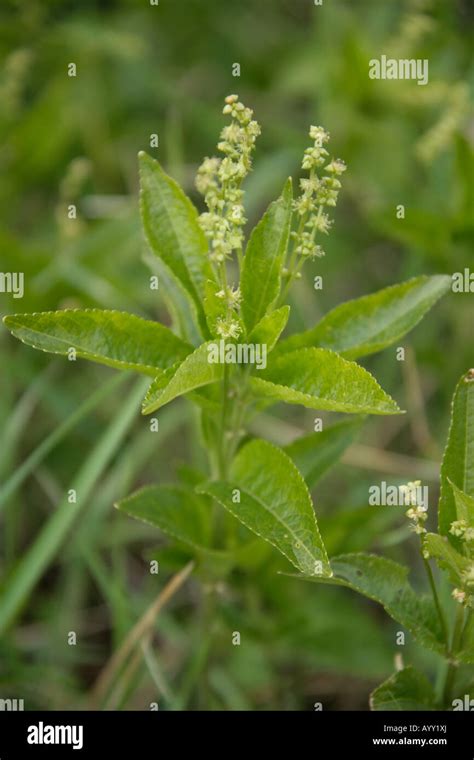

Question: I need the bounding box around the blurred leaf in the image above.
[284,417,364,488]
[240,178,292,333]
[143,250,203,346]
[291,553,445,655]
[439,371,474,540]
[3,309,191,376]
[458,614,474,664]
[251,348,401,414]
[370,667,436,711]
[198,438,331,577]
[116,485,212,551]
[277,275,451,359]
[142,342,223,414]
[0,373,128,512]
[0,378,149,634]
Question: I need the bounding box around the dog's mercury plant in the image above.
[4,95,471,710]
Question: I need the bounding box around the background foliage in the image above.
[0,0,472,710]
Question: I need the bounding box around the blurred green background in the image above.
[0,0,472,710]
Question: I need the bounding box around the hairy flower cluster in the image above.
[196,95,260,266]
[291,126,346,260]
[215,317,241,340]
[402,481,428,534]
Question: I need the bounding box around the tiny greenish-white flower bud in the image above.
[294,194,316,216]
[227,287,242,308]
[302,146,329,171]
[452,588,467,604]
[300,177,320,194]
[410,523,427,535]
[405,506,427,522]
[325,158,347,175]
[216,286,241,308]
[465,527,474,542]
[461,563,474,588]
[309,125,330,144]
[400,480,423,507]
[450,520,467,538]
[229,204,245,225]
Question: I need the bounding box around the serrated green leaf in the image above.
[198,439,331,577]
[115,484,211,550]
[3,309,191,376]
[250,348,401,415]
[370,667,436,711]
[142,342,223,414]
[240,178,293,332]
[423,533,470,586]
[284,417,365,488]
[439,371,474,539]
[290,553,445,655]
[139,151,214,334]
[450,481,474,526]
[276,275,451,360]
[249,306,290,353]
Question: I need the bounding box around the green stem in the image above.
[280,202,323,303]
[218,363,230,480]
[422,555,449,651]
[442,604,465,707]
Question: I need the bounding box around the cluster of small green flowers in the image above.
[196,95,260,266]
[449,519,474,543]
[461,563,474,588]
[291,126,346,260]
[400,480,422,506]
[452,575,474,606]
[401,481,428,534]
[451,561,474,607]
[215,317,241,340]
[406,506,428,534]
[446,517,474,606]
[214,286,243,340]
[216,286,242,309]
[452,587,467,604]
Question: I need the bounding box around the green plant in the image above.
[293,369,474,709]
[4,95,463,709]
